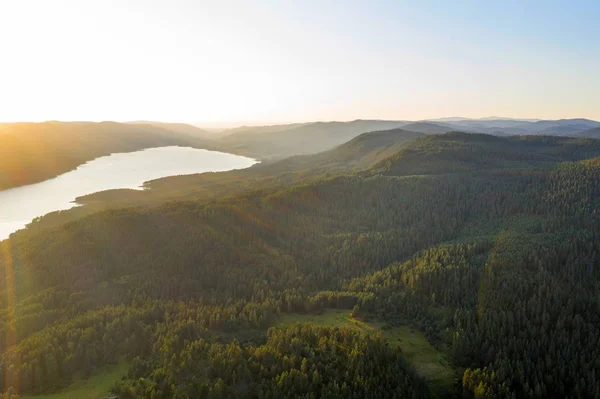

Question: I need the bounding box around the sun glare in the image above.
[1,1,598,123]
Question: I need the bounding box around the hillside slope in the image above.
[125,121,213,138]
[375,132,600,175]
[0,121,214,191]
[68,128,424,210]
[2,133,600,397]
[401,122,454,135]
[575,126,600,139]
[219,122,309,136]
[216,119,409,159]
[437,118,600,136]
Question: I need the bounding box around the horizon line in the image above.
[2,115,599,129]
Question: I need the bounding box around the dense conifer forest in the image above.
[2,131,600,398]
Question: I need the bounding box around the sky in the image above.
[0,0,599,126]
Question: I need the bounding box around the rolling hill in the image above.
[65,128,425,210]
[3,117,597,195]
[2,132,600,397]
[0,121,214,191]
[216,119,410,159]
[400,122,454,135]
[375,132,600,175]
[575,126,600,139]
[219,122,310,136]
[436,117,600,136]
[125,121,214,138]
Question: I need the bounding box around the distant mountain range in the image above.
[426,117,600,136]
[211,117,600,159]
[216,120,411,159]
[427,116,541,122]
[125,121,214,139]
[1,117,598,192]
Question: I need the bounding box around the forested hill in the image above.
[125,121,213,139]
[154,127,425,188]
[2,132,600,397]
[575,126,600,139]
[436,118,600,137]
[74,131,599,209]
[4,118,599,193]
[216,119,412,159]
[0,121,214,191]
[0,119,435,194]
[67,127,425,210]
[374,132,600,175]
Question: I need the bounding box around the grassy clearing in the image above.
[22,312,454,397]
[22,362,128,399]
[279,309,456,396]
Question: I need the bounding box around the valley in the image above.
[1,126,600,398]
[2,1,599,397]
[0,122,214,191]
[0,146,255,240]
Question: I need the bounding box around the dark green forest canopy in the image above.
[2,132,600,398]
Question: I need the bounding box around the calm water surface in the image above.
[0,146,256,240]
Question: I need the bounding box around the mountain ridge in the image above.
[0,121,215,191]
[3,131,600,397]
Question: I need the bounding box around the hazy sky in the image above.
[1,0,599,125]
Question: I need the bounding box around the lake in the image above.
[0,146,256,240]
